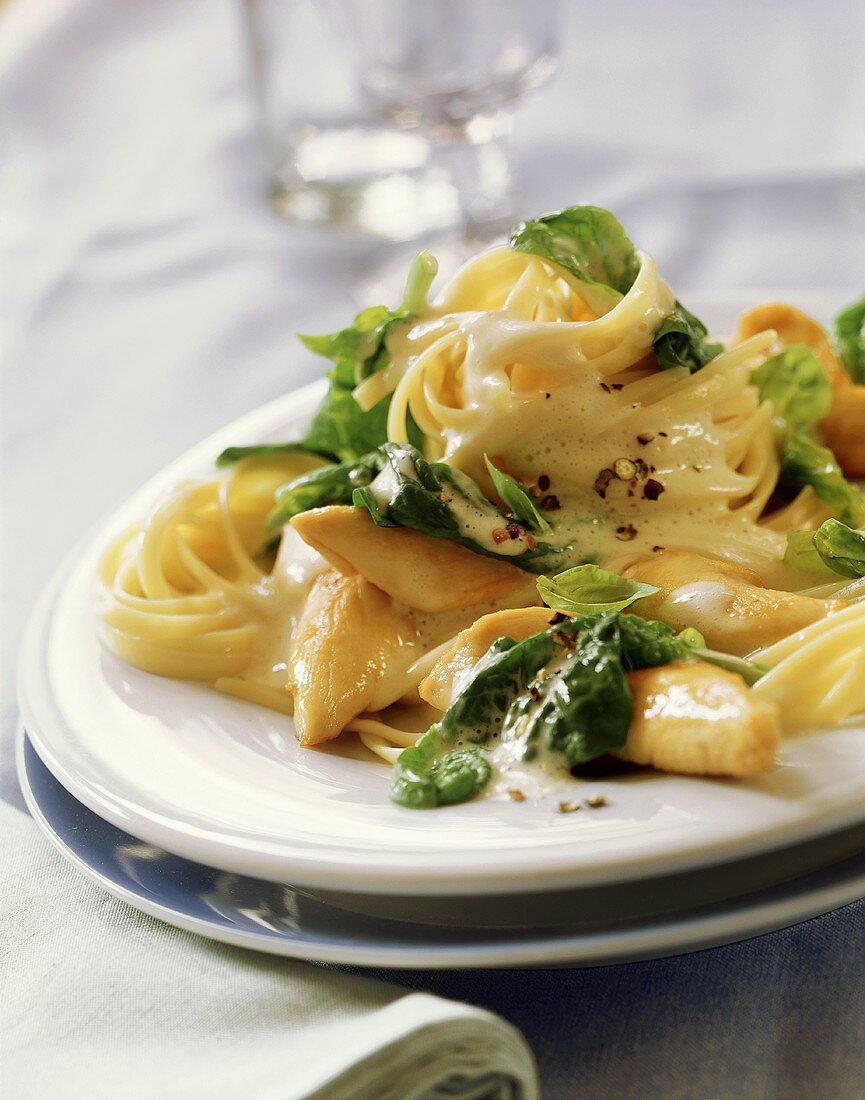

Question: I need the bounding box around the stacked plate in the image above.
[18,295,865,968]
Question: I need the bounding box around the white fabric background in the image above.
[2,1,865,1095]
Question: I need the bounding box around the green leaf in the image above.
[353,443,566,573]
[751,345,832,431]
[399,250,439,315]
[502,613,632,766]
[613,613,766,685]
[750,344,863,526]
[676,626,706,649]
[389,729,491,809]
[390,730,440,809]
[834,294,865,384]
[508,205,638,314]
[436,634,559,745]
[508,205,719,372]
[296,386,390,471]
[431,748,493,805]
[396,609,769,807]
[781,431,865,527]
[783,530,837,577]
[686,646,768,687]
[215,442,333,467]
[537,564,658,615]
[615,615,693,670]
[653,302,724,373]
[266,450,386,532]
[484,455,551,534]
[227,251,437,468]
[812,518,865,579]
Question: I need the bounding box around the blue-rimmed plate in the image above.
[17,728,865,968]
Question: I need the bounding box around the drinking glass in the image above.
[242,0,560,242]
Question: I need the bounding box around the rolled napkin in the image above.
[0,801,537,1099]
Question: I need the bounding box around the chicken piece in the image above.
[288,569,417,745]
[621,549,843,656]
[735,302,843,382]
[736,302,865,476]
[291,505,530,613]
[820,389,865,477]
[617,662,781,777]
[419,606,556,710]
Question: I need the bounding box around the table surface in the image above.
[3,0,865,1095]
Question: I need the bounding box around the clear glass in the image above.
[241,0,559,241]
[340,0,559,235]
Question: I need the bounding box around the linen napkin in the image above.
[0,801,537,1099]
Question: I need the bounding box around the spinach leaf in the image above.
[750,344,864,526]
[502,613,632,766]
[834,294,865,384]
[812,518,865,579]
[298,385,392,464]
[392,608,767,808]
[353,443,565,572]
[216,442,331,468]
[484,455,551,534]
[436,634,559,745]
[652,302,724,373]
[218,251,437,467]
[389,729,491,809]
[536,564,658,615]
[508,205,639,314]
[266,450,386,532]
[440,612,759,752]
[783,530,836,578]
[781,431,865,527]
[751,345,832,431]
[614,614,694,670]
[508,205,719,372]
[595,602,767,685]
[536,582,766,686]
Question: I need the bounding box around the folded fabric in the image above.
[0,801,537,1099]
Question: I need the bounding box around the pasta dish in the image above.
[97,206,865,809]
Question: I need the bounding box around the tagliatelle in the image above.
[96,208,865,805]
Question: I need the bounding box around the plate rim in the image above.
[16,727,865,970]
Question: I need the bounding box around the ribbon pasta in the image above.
[97,240,865,771]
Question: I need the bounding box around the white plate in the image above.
[20,293,865,898]
[17,728,865,969]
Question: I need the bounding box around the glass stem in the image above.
[431,109,516,241]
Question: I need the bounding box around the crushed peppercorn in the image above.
[616,524,638,541]
[539,494,561,511]
[643,479,665,501]
[613,457,637,481]
[594,468,615,498]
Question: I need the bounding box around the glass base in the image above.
[270,123,461,241]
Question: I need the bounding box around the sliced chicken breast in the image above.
[621,549,843,655]
[291,505,531,613]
